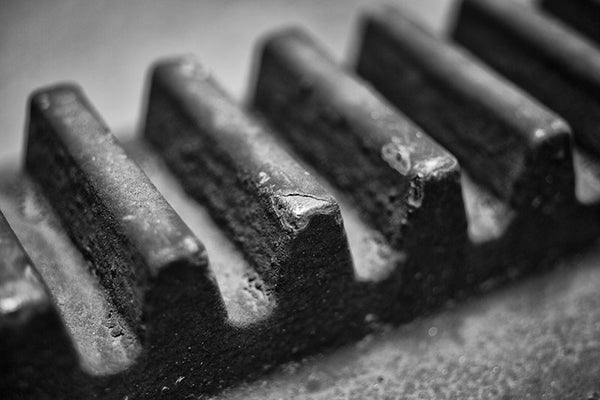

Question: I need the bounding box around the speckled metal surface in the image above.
[2,0,600,399]
[355,3,575,210]
[452,0,600,160]
[2,143,600,398]
[215,246,600,400]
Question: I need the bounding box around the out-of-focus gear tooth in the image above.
[0,210,81,397]
[541,0,600,44]
[453,0,600,161]
[356,4,575,212]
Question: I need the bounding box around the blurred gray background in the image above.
[0,0,453,163]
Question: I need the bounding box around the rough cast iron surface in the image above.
[2,1,600,398]
[251,27,467,313]
[453,0,600,160]
[356,3,576,211]
[216,245,600,400]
